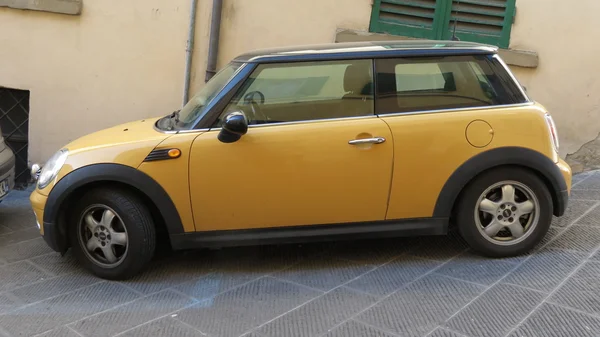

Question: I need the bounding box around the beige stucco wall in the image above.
[1,0,599,171]
[188,0,372,94]
[508,0,600,168]
[0,0,189,163]
[0,0,371,164]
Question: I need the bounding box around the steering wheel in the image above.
[243,91,268,123]
[244,91,265,104]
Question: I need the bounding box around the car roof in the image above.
[233,40,498,63]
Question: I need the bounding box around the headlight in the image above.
[38,149,69,189]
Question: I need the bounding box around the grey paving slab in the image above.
[435,251,517,286]
[37,325,83,337]
[572,171,594,185]
[507,302,600,337]
[0,227,41,246]
[258,287,378,337]
[0,237,54,263]
[0,225,13,236]
[576,203,600,226]
[0,282,140,336]
[0,293,20,315]
[173,250,301,301]
[273,257,374,291]
[407,231,469,261]
[573,172,600,189]
[240,333,264,337]
[548,224,600,253]
[175,272,266,301]
[589,248,600,262]
[574,259,600,277]
[0,201,36,231]
[346,255,441,297]
[0,261,49,292]
[548,261,600,316]
[329,237,416,264]
[536,225,566,248]
[322,319,398,337]
[176,276,320,337]
[357,275,485,337]
[550,200,597,227]
[70,290,196,337]
[29,252,82,276]
[118,256,213,295]
[426,328,467,337]
[207,242,330,267]
[445,283,546,337]
[9,272,100,304]
[569,189,600,200]
[118,317,207,337]
[503,248,587,292]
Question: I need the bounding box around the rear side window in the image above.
[375,55,528,114]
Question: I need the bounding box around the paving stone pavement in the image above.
[0,171,599,336]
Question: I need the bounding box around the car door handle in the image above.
[348,137,386,145]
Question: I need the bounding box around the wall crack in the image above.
[566,131,600,173]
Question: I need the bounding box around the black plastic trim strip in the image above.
[170,217,448,250]
[434,147,568,218]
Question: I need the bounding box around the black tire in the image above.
[69,188,156,280]
[456,166,553,257]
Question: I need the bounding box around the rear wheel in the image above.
[69,188,156,280]
[456,167,553,257]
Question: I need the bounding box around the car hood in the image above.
[65,117,168,155]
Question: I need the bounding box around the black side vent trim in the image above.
[144,148,180,162]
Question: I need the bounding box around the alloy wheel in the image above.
[474,180,540,246]
[78,204,129,267]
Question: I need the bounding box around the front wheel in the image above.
[456,167,553,257]
[69,188,156,280]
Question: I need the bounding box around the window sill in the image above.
[335,29,538,69]
[0,0,82,15]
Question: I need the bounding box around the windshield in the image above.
[175,62,242,128]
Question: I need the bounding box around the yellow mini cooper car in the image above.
[30,41,571,279]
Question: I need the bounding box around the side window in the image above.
[215,59,374,126]
[375,55,523,114]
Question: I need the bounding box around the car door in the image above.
[189,59,394,231]
[375,55,518,220]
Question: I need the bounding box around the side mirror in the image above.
[218,111,248,143]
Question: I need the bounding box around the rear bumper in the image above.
[554,158,572,217]
[555,189,569,217]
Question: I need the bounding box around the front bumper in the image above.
[30,189,47,234]
[31,187,66,253]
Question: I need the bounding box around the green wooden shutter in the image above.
[369,0,448,40]
[441,0,516,48]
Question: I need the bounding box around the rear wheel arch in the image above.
[44,163,184,252]
[434,147,567,220]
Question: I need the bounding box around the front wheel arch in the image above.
[44,163,184,253]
